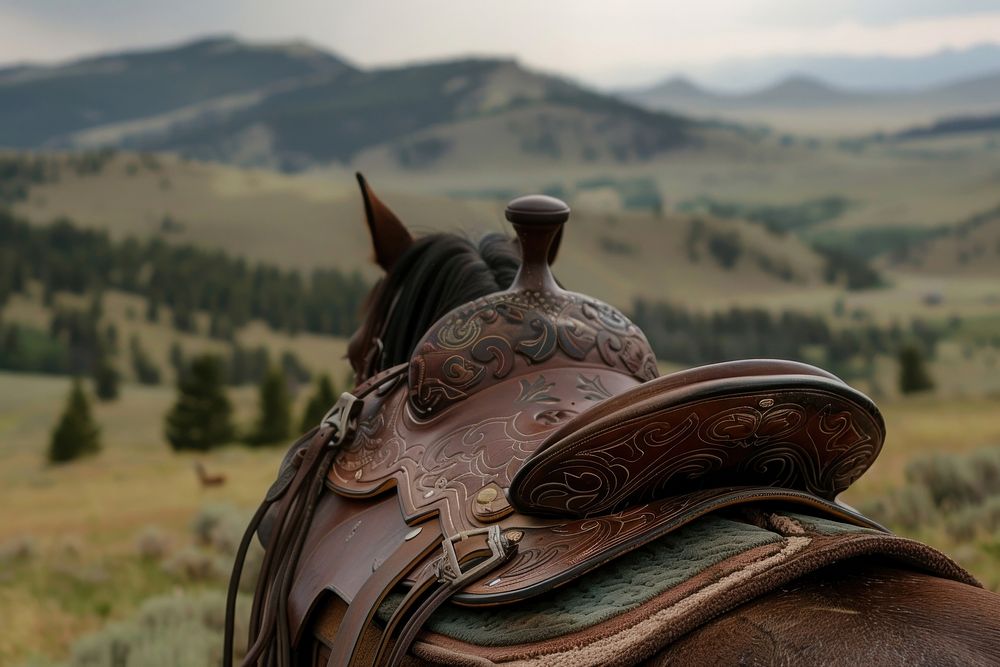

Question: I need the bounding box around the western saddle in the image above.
[226,194,886,666]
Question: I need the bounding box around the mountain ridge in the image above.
[0,36,693,171]
[626,68,1000,134]
[672,43,1000,92]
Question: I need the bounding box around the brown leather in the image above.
[326,520,442,666]
[537,358,840,443]
[288,494,414,644]
[452,487,881,603]
[406,197,657,417]
[511,372,884,517]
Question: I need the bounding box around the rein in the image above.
[224,364,406,667]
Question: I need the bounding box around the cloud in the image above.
[751,0,1000,27]
[0,0,998,89]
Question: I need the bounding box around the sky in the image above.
[2,0,1000,87]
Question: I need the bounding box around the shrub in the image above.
[135,526,170,561]
[67,590,250,667]
[859,484,937,532]
[0,535,37,563]
[187,504,260,592]
[948,496,1000,541]
[904,447,1000,510]
[162,546,227,582]
[190,504,246,555]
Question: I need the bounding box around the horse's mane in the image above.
[363,232,520,373]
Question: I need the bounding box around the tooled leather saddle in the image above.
[226,195,886,666]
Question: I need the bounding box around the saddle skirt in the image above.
[238,194,893,667]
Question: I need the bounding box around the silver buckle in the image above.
[434,525,514,587]
[320,392,362,444]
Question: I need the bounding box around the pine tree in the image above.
[165,354,234,451]
[169,342,185,380]
[130,334,162,385]
[93,354,120,401]
[250,366,292,445]
[146,295,160,323]
[172,302,196,333]
[899,344,935,394]
[49,378,101,463]
[300,374,337,433]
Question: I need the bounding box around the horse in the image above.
[225,174,1000,666]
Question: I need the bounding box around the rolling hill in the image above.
[6,151,832,309]
[880,204,1000,277]
[0,36,692,171]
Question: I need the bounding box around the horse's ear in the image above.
[356,172,413,272]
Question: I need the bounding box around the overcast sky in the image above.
[2,0,999,86]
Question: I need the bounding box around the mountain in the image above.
[934,71,1000,106]
[737,76,871,109]
[625,69,1000,135]
[681,44,1000,92]
[0,36,354,149]
[0,37,692,171]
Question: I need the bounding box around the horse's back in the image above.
[651,561,1000,667]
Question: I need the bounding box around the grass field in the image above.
[1,369,998,665]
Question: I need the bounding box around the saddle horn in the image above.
[504,194,570,292]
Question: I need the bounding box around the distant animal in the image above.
[225,174,1000,666]
[193,461,226,487]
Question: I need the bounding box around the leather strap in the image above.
[288,495,414,644]
[323,523,518,667]
[325,522,443,666]
[378,527,517,666]
[244,424,339,666]
[225,365,410,667]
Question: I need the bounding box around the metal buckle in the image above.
[434,525,514,587]
[320,392,362,444]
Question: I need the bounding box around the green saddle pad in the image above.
[377,512,877,647]
[380,514,807,646]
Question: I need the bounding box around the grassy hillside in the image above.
[8,151,841,309]
[8,138,1000,309]
[879,204,1000,277]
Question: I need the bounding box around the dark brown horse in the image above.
[227,175,1000,667]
